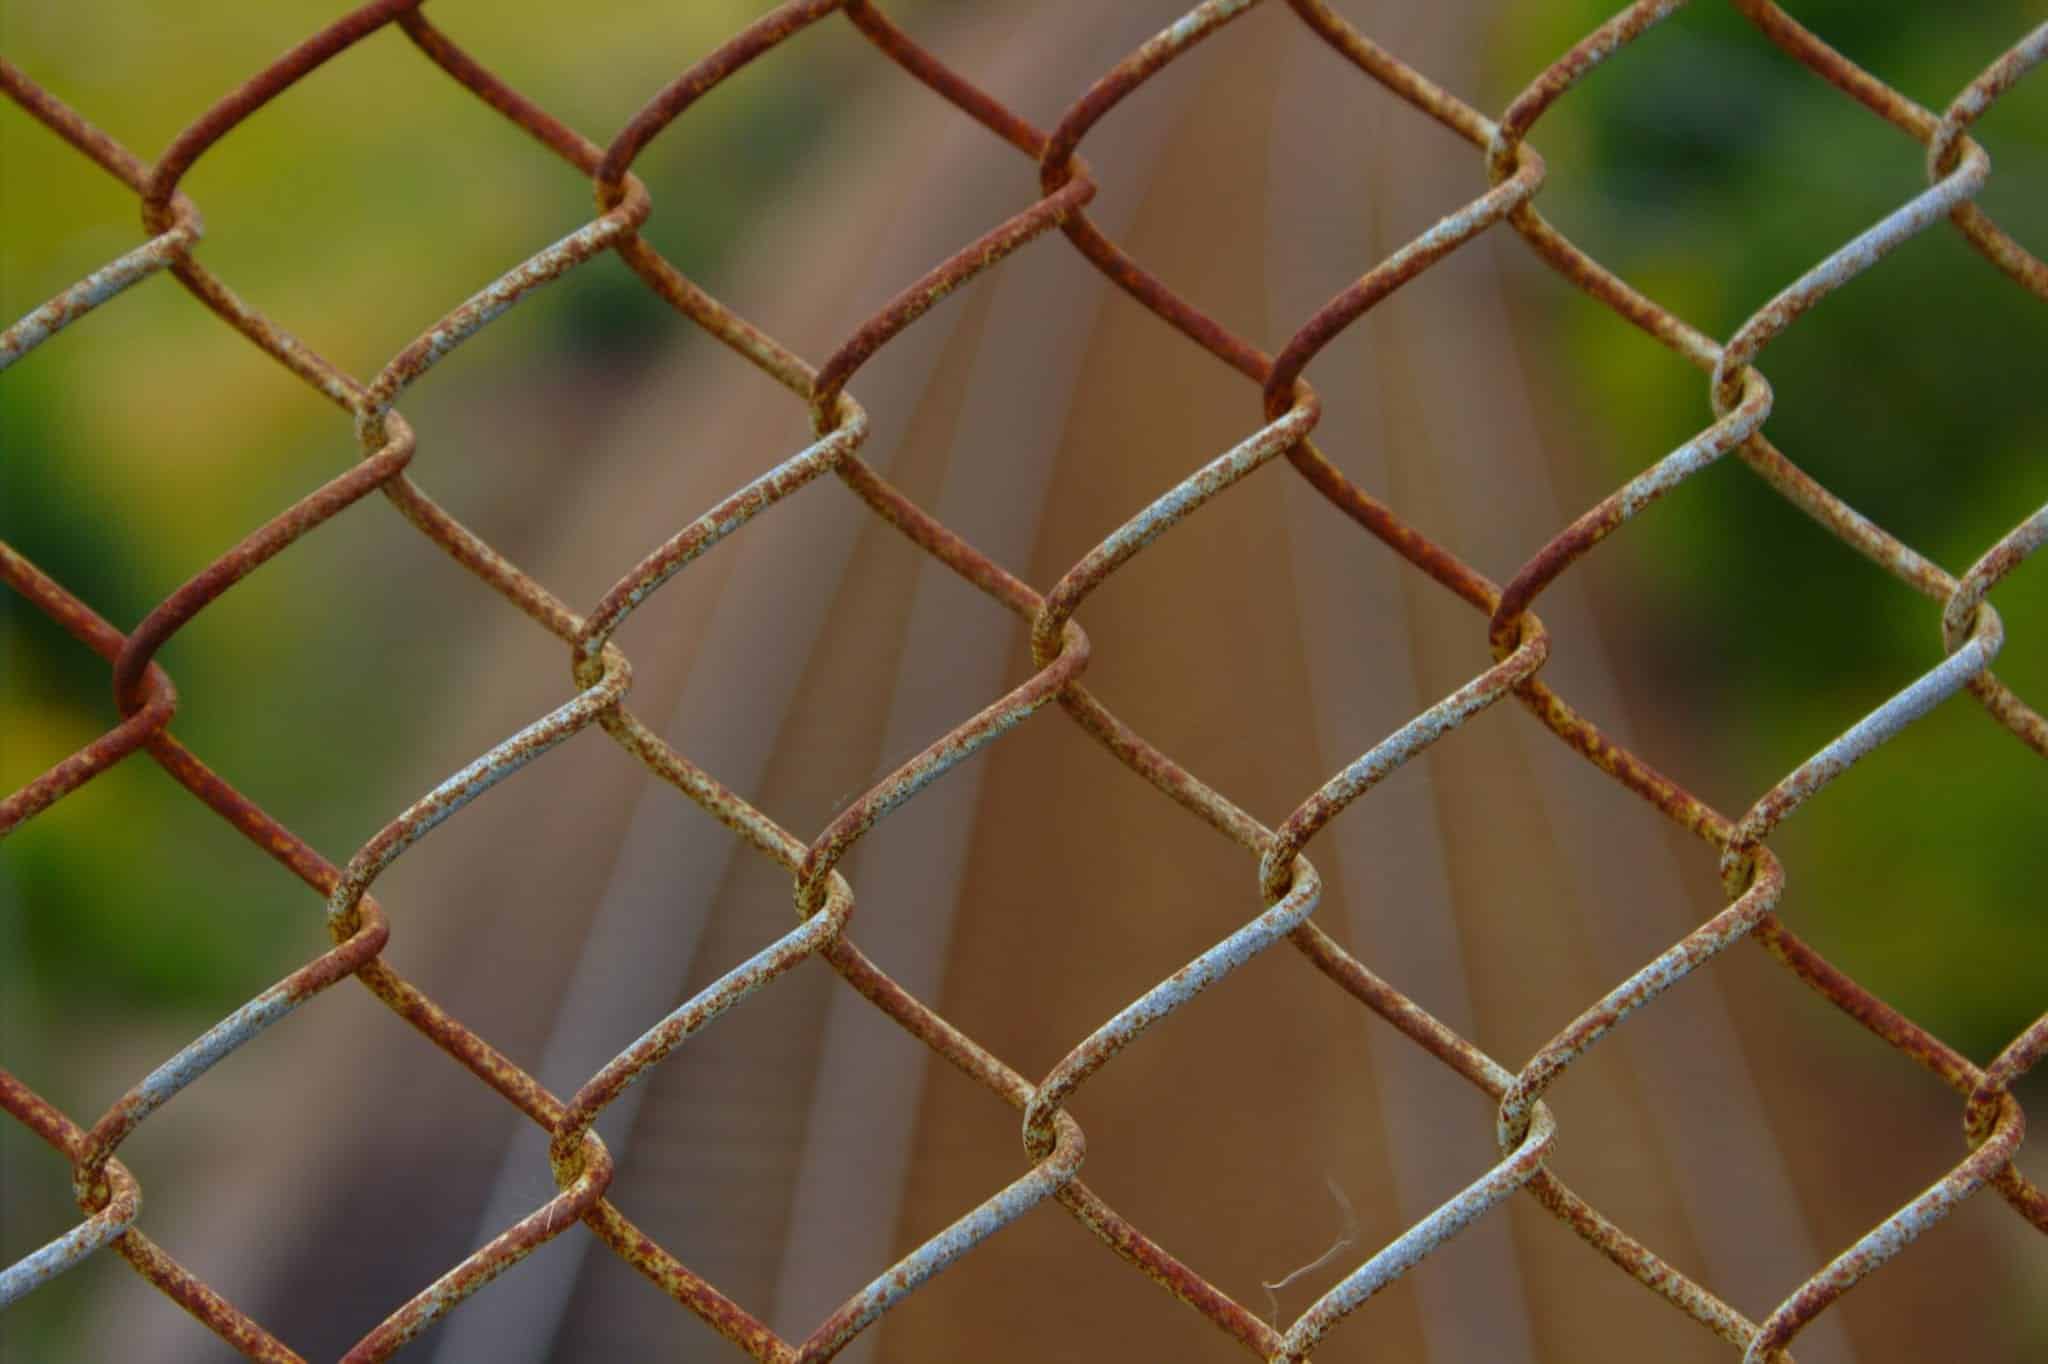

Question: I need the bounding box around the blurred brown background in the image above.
[4,1,2044,1360]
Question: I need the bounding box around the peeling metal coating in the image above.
[0,1203,133,1308]
[3,1,2045,1359]
[554,877,857,1156]
[0,217,199,369]
[1024,860,1324,1162]
[1264,626,1548,900]
[1278,1103,1559,1360]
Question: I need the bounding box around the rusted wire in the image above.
[3,2,2045,1359]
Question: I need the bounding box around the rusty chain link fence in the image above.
[3,0,2046,1359]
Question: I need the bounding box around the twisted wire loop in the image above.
[2,0,2043,1357]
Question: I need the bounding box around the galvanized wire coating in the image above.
[4,1,2046,1359]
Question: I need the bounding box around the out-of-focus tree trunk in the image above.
[95,3,2023,1361]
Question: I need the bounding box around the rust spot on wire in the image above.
[0,547,178,834]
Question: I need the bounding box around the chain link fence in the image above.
[3,1,2045,1359]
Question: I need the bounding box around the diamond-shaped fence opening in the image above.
[3,2,2045,1361]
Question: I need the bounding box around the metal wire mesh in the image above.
[3,1,2045,1359]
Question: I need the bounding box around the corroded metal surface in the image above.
[3,1,2045,1359]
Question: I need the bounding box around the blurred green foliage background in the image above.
[1490,0,2047,1064]
[3,2,899,1351]
[3,0,2043,1356]
[3,0,880,1034]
